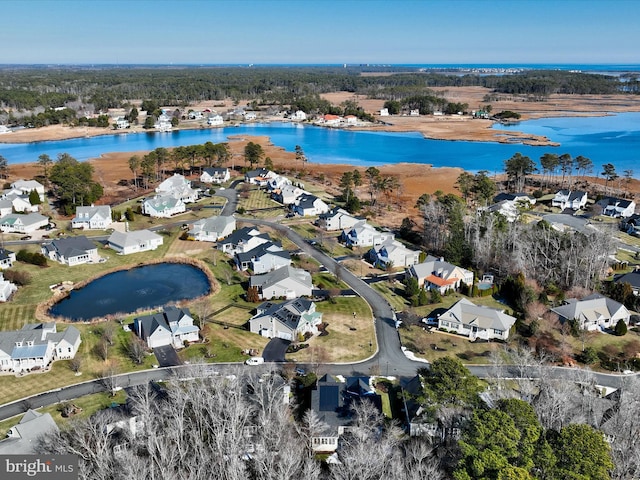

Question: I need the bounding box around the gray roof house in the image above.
[189,215,236,242]
[248,298,322,341]
[108,229,164,255]
[613,270,640,296]
[134,306,199,349]
[0,410,59,454]
[156,173,198,203]
[597,197,636,218]
[0,247,16,269]
[9,179,45,202]
[293,194,329,217]
[244,168,275,185]
[71,204,112,230]
[552,190,588,210]
[438,298,516,341]
[249,265,313,300]
[42,236,99,266]
[143,195,186,218]
[369,239,421,269]
[318,207,362,231]
[0,212,49,233]
[235,242,291,274]
[0,323,81,373]
[218,226,270,255]
[407,255,474,292]
[200,167,230,184]
[551,293,631,331]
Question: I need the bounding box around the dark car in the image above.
[20,235,32,241]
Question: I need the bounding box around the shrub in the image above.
[16,250,47,266]
[615,319,628,336]
[3,269,32,286]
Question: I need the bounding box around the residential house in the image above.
[245,168,276,186]
[207,114,224,126]
[0,273,17,302]
[613,270,640,296]
[156,173,198,203]
[0,248,16,269]
[143,195,186,218]
[0,125,10,134]
[250,265,313,300]
[493,192,537,205]
[0,410,59,454]
[621,214,640,236]
[0,213,49,233]
[293,194,329,217]
[0,198,13,217]
[407,255,474,292]
[108,229,164,255]
[42,236,99,266]
[379,108,389,116]
[409,109,420,116]
[309,375,381,453]
[0,194,38,213]
[552,190,588,210]
[235,242,291,274]
[134,306,199,349]
[154,113,172,131]
[273,184,306,205]
[290,110,307,121]
[248,297,322,341]
[245,112,257,121]
[485,200,519,222]
[0,323,81,373]
[188,111,204,120]
[10,179,46,202]
[597,197,636,218]
[115,117,130,129]
[266,174,292,192]
[217,226,271,255]
[322,114,341,126]
[344,115,357,125]
[189,215,236,242]
[318,207,362,231]
[71,204,112,230]
[369,239,421,269]
[200,167,230,184]
[437,298,516,341]
[341,220,393,248]
[551,293,631,331]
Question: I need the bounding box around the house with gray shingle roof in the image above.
[189,215,236,242]
[108,229,163,255]
[235,241,291,274]
[0,323,81,373]
[41,235,99,266]
[217,226,270,255]
[156,173,198,203]
[552,190,588,210]
[368,239,420,269]
[551,293,630,331]
[143,195,186,218]
[248,297,322,341]
[293,194,329,216]
[597,197,636,218]
[10,179,45,202]
[200,167,230,184]
[0,410,59,454]
[72,204,112,230]
[133,306,199,348]
[0,248,16,269]
[0,213,49,233]
[249,265,313,300]
[318,207,362,231]
[438,298,516,340]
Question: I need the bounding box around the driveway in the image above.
[153,345,182,367]
[262,338,291,362]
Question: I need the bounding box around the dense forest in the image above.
[0,66,636,114]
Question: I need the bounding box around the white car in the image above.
[245,356,265,366]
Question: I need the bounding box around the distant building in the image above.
[189,215,236,242]
[108,229,164,255]
[0,213,49,233]
[72,204,112,230]
[379,108,389,116]
[200,167,230,184]
[290,110,307,121]
[551,293,630,331]
[143,195,186,218]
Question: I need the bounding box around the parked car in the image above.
[245,356,265,366]
[20,235,32,241]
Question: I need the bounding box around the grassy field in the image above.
[287,297,375,363]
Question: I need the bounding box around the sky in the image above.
[1,0,638,65]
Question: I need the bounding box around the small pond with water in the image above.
[49,262,211,321]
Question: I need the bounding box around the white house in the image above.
[188,111,204,120]
[318,207,361,231]
[156,173,198,203]
[245,112,257,121]
[0,125,10,134]
[200,167,230,184]
[0,273,17,302]
[207,114,224,126]
[597,197,636,218]
[236,242,292,274]
[438,298,516,341]
[143,195,186,218]
[0,248,16,269]
[218,226,271,255]
[115,117,130,129]
[10,179,45,202]
[249,265,313,300]
[248,298,322,341]
[0,213,49,233]
[134,306,199,349]
[322,114,342,126]
[72,204,112,230]
[341,220,393,248]
[267,174,292,192]
[293,194,329,217]
[189,215,236,242]
[42,236,99,266]
[154,113,172,131]
[291,110,307,121]
[344,115,358,125]
[379,108,389,116]
[245,168,276,186]
[369,239,420,269]
[409,109,420,116]
[273,184,307,205]
[551,293,631,331]
[0,323,81,373]
[108,229,164,255]
[407,255,474,292]
[0,194,37,214]
[485,200,519,222]
[552,190,588,210]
